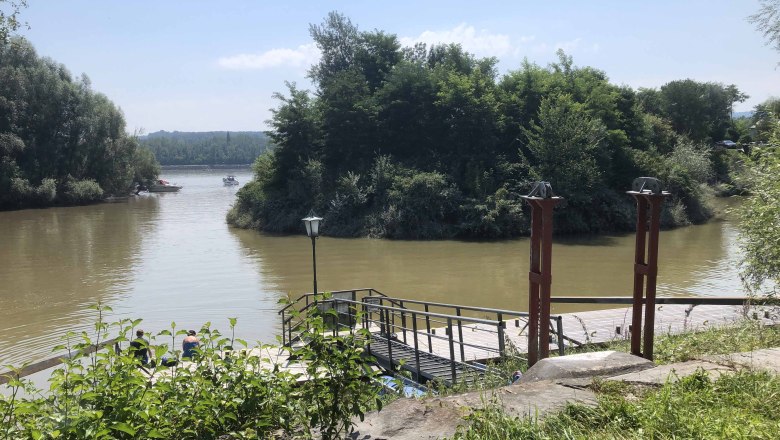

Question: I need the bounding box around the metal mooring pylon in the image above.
[522,178,669,366]
[627,177,669,360]
[521,182,562,367]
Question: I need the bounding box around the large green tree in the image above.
[230,13,728,239]
[0,37,159,208]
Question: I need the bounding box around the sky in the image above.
[16,0,780,133]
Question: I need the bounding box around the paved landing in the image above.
[405,303,780,363]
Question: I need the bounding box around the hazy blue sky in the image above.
[18,0,780,133]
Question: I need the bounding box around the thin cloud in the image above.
[218,44,320,70]
[533,38,600,55]
[400,24,528,58]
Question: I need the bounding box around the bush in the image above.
[61,178,104,205]
[0,304,379,439]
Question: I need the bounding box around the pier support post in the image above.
[628,177,669,360]
[522,183,562,367]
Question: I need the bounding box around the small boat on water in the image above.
[148,179,182,192]
[223,175,239,186]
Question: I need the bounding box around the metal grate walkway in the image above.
[368,334,484,386]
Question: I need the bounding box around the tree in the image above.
[738,149,780,295]
[749,0,780,61]
[230,13,720,238]
[0,0,26,43]
[522,93,606,204]
[0,37,160,208]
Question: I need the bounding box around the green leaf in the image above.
[111,422,136,436]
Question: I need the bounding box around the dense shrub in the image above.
[61,178,104,205]
[0,304,379,439]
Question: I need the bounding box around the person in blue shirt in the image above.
[182,330,200,359]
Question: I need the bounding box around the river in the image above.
[0,168,746,369]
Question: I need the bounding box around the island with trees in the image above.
[228,12,754,239]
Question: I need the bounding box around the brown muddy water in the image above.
[0,168,745,369]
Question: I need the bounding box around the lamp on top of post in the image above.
[302,212,323,295]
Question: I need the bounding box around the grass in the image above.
[445,319,780,439]
[449,370,780,439]
[566,318,780,365]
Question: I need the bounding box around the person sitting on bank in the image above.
[182,330,200,359]
[129,329,151,365]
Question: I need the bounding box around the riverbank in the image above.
[160,163,252,170]
[351,319,780,439]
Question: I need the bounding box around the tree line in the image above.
[229,12,747,239]
[0,37,160,209]
[139,131,269,166]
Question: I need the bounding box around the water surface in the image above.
[0,169,745,368]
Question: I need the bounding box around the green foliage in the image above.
[61,178,104,205]
[750,0,780,60]
[643,79,746,143]
[450,370,780,439]
[293,308,380,438]
[139,131,268,166]
[0,0,26,43]
[231,13,732,239]
[738,148,780,295]
[0,37,160,209]
[0,305,379,439]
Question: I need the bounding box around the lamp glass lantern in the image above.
[302,215,322,237]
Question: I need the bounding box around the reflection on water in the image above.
[0,170,746,368]
[0,197,158,366]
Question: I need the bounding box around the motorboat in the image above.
[223,175,239,186]
[147,179,182,192]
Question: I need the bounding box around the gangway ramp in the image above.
[369,334,484,386]
[278,289,568,387]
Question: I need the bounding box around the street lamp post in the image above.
[302,213,323,295]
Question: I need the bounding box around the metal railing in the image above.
[278,288,389,346]
[551,296,775,306]
[321,297,507,385]
[361,295,566,361]
[300,296,567,385]
[549,295,775,358]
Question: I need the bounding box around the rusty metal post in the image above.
[630,196,648,357]
[538,199,556,360]
[643,196,664,359]
[522,183,562,367]
[627,177,668,361]
[527,201,542,366]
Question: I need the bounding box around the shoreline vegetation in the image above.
[2,305,780,439]
[226,12,754,240]
[0,37,161,211]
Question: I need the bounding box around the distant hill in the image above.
[732,111,754,119]
[139,131,270,165]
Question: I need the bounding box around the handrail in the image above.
[278,288,388,315]
[324,298,502,326]
[367,296,562,319]
[0,337,121,385]
[550,296,773,305]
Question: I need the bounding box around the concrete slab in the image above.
[608,360,734,385]
[520,351,654,383]
[350,381,596,440]
[702,348,780,373]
